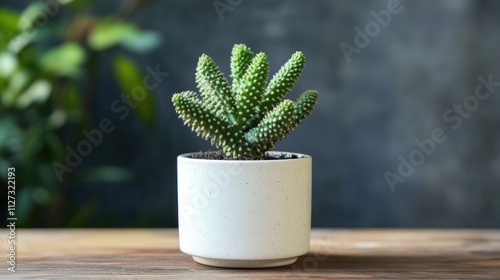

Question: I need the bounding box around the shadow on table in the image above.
[284,252,498,275]
[174,248,499,279]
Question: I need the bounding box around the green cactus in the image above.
[172,43,318,159]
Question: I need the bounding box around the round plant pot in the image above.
[177,151,312,268]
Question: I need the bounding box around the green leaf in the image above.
[88,20,135,50]
[121,30,161,53]
[48,110,67,128]
[7,31,34,53]
[0,52,18,78]
[16,79,52,109]
[18,2,45,31]
[0,8,20,36]
[40,43,86,77]
[1,70,31,107]
[88,20,160,52]
[112,54,156,125]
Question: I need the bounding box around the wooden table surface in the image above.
[1,229,499,279]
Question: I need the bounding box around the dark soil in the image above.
[187,150,301,160]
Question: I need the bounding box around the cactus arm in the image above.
[245,89,317,151]
[294,90,318,126]
[230,44,254,93]
[172,91,233,149]
[258,51,305,119]
[234,52,269,129]
[195,54,237,124]
[244,99,296,146]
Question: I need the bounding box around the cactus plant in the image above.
[172,44,318,159]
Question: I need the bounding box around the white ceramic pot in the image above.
[177,151,312,268]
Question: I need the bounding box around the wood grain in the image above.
[0,229,499,279]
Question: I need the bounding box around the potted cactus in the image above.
[172,44,318,268]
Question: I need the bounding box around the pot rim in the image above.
[178,151,311,163]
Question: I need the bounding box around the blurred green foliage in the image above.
[0,0,160,227]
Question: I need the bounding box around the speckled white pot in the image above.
[177,151,312,268]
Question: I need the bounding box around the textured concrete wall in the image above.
[126,0,500,227]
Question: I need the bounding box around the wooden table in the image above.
[1,229,499,279]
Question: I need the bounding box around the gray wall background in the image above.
[12,0,500,227]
